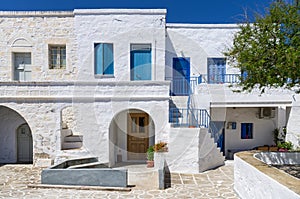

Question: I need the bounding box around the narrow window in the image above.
[49,45,66,69]
[94,43,114,75]
[207,58,226,84]
[130,44,151,81]
[241,123,253,139]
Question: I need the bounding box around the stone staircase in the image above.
[61,125,83,150]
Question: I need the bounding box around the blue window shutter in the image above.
[94,43,114,75]
[131,49,151,80]
[103,44,114,75]
[241,123,247,139]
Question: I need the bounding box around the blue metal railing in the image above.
[169,108,210,128]
[169,107,223,146]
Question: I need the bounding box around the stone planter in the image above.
[154,152,167,169]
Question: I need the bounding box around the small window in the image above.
[94,43,114,75]
[241,123,253,139]
[49,45,66,69]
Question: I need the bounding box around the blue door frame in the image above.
[172,57,190,96]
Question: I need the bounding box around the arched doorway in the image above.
[109,109,155,166]
[17,124,33,163]
[0,106,33,163]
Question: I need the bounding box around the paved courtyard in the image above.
[0,161,239,199]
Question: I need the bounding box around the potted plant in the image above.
[146,146,154,168]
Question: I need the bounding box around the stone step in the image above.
[61,129,73,137]
[64,135,83,142]
[62,141,83,150]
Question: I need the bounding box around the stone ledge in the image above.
[27,184,131,191]
[235,151,300,196]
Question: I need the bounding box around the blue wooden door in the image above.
[172,57,190,96]
[130,47,151,81]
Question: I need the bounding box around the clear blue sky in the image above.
[0,0,274,23]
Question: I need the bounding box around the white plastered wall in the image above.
[74,9,166,81]
[165,24,239,79]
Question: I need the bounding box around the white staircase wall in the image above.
[166,128,224,173]
[198,128,225,172]
[170,96,189,109]
[286,95,300,148]
[166,128,200,173]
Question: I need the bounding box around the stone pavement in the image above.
[0,161,239,199]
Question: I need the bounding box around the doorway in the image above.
[172,57,190,96]
[17,124,33,163]
[127,113,149,160]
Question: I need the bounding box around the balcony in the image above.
[166,74,240,96]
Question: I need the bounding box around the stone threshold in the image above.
[28,184,132,192]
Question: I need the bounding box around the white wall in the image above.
[74,9,166,81]
[166,24,239,78]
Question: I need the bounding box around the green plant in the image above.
[147,146,154,161]
[277,141,293,150]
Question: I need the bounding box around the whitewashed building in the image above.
[0,9,297,173]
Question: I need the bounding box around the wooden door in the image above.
[17,124,33,163]
[127,113,149,160]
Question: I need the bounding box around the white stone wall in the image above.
[166,24,239,78]
[74,9,166,81]
[0,11,77,81]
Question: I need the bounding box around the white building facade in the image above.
[0,9,297,173]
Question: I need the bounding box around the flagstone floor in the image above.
[0,161,239,199]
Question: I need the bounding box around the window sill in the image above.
[94,74,115,79]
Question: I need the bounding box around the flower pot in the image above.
[147,160,154,168]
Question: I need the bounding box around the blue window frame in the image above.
[207,58,226,84]
[94,43,114,75]
[130,44,151,81]
[241,123,253,139]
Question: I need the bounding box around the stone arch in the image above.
[0,106,33,163]
[109,108,155,166]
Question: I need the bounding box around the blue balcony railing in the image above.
[166,74,240,96]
